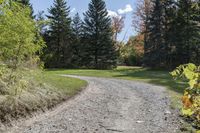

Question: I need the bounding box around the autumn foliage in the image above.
[127,34,144,57]
[171,64,200,128]
[119,34,144,66]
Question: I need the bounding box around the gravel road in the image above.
[6,75,180,133]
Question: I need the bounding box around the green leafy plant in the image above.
[171,63,200,128]
[0,1,45,95]
[0,1,44,69]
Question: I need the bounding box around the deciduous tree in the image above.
[111,16,125,42]
[0,1,44,69]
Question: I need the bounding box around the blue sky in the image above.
[30,0,137,42]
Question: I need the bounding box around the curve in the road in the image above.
[7,75,180,133]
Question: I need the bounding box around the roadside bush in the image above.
[171,63,200,129]
[0,1,57,124]
[0,1,44,69]
[0,69,67,123]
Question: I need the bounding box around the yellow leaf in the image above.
[184,69,195,80]
[182,108,194,116]
[189,80,197,89]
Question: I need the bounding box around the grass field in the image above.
[46,66,187,108]
[35,70,87,96]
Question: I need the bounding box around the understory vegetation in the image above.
[0,68,86,123]
[171,64,200,129]
[0,0,87,124]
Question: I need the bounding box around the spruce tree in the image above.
[174,0,192,65]
[162,0,177,69]
[45,0,72,68]
[171,0,200,67]
[141,0,200,69]
[71,13,83,67]
[83,0,117,69]
[144,0,165,68]
[190,0,200,65]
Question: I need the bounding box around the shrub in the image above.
[171,63,200,128]
[0,1,44,69]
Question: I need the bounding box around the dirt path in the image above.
[6,76,180,133]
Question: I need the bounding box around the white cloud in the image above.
[108,10,121,18]
[108,10,118,17]
[71,8,76,13]
[118,4,133,14]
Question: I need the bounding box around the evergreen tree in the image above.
[174,0,192,66]
[35,11,47,35]
[162,0,177,68]
[143,0,200,69]
[44,0,72,68]
[144,0,165,68]
[171,0,200,67]
[191,0,200,64]
[71,13,83,67]
[83,0,117,69]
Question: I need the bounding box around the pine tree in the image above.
[45,0,72,68]
[144,0,165,68]
[138,0,200,69]
[162,0,177,69]
[170,0,200,67]
[174,0,191,66]
[192,1,200,64]
[143,0,200,69]
[83,0,117,69]
[185,0,200,65]
[71,13,83,67]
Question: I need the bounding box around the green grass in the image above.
[46,66,187,108]
[34,71,87,96]
[0,69,87,124]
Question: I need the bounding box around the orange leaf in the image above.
[182,96,193,108]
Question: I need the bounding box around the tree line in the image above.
[39,0,117,69]
[134,0,200,69]
[2,0,199,70]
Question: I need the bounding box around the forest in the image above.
[0,0,200,132]
[39,0,200,70]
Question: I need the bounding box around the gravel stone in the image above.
[5,76,180,133]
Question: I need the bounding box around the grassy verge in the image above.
[0,69,87,124]
[34,71,87,97]
[46,66,187,109]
